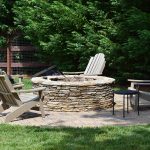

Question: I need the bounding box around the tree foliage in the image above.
[0,0,149,82]
[0,0,16,46]
[13,0,116,71]
[109,0,150,82]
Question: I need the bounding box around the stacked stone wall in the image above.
[34,82,113,111]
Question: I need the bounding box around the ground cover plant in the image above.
[14,77,32,89]
[21,78,32,89]
[0,124,150,150]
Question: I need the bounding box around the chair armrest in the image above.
[63,71,84,75]
[13,83,24,89]
[128,79,150,88]
[17,87,46,93]
[128,79,150,83]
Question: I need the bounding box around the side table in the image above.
[113,90,139,117]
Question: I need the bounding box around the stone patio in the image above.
[0,95,150,127]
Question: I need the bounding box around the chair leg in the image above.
[39,100,45,118]
[5,101,38,123]
[38,92,45,118]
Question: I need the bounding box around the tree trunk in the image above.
[7,37,12,75]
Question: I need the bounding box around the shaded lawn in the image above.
[0,124,150,150]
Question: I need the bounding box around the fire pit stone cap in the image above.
[31,75,115,86]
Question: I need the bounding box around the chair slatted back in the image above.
[94,53,105,75]
[84,57,94,75]
[0,75,22,106]
[84,53,105,75]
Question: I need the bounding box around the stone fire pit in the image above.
[31,75,115,111]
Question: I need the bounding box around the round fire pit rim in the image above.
[31,75,115,86]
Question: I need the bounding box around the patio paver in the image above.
[0,95,150,127]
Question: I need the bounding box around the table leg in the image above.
[123,95,125,117]
[112,93,115,115]
[127,95,129,113]
[129,95,132,106]
[137,93,140,115]
[136,85,140,115]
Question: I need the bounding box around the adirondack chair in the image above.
[0,74,46,122]
[64,53,106,75]
[32,53,106,77]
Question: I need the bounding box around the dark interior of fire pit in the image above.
[43,76,48,79]
[50,78,64,81]
[43,76,96,82]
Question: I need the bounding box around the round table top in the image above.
[113,90,139,95]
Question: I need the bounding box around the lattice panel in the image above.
[12,51,37,62]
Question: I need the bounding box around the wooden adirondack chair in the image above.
[64,53,106,75]
[0,74,46,122]
[84,53,105,75]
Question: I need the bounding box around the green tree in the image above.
[0,0,18,74]
[109,0,150,82]
[9,0,150,82]
[14,0,116,71]
[0,0,16,46]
